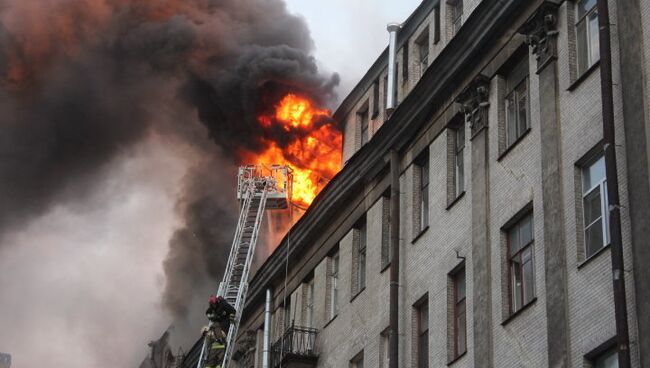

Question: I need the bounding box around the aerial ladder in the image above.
[196,164,292,368]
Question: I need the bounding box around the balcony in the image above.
[271,326,318,368]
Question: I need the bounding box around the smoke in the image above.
[0,0,338,360]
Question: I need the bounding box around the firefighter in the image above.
[201,323,226,368]
[206,295,236,336]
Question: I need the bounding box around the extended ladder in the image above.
[197,165,291,368]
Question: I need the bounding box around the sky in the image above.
[0,1,421,367]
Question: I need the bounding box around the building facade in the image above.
[184,0,650,367]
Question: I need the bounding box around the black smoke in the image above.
[0,0,338,338]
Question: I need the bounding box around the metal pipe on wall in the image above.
[597,0,631,366]
[386,23,401,112]
[389,150,400,368]
[263,288,272,368]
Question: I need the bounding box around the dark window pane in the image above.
[577,19,589,74]
[456,301,466,355]
[584,189,603,225]
[517,82,528,132]
[520,214,533,246]
[456,272,466,301]
[419,332,429,368]
[511,257,523,311]
[506,93,517,146]
[509,225,520,255]
[522,247,535,304]
[586,220,604,257]
[594,348,618,368]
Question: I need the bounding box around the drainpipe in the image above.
[389,150,400,368]
[386,23,401,114]
[597,0,631,366]
[263,288,272,368]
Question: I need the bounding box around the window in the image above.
[353,219,367,295]
[403,43,409,82]
[304,278,314,328]
[576,0,600,76]
[380,329,390,368]
[504,55,530,148]
[415,299,429,368]
[414,152,430,235]
[358,108,369,146]
[383,75,389,110]
[451,267,466,359]
[582,155,610,259]
[381,195,391,268]
[434,4,441,44]
[329,251,340,319]
[450,0,463,35]
[507,212,535,314]
[350,351,364,368]
[454,125,465,197]
[283,299,292,332]
[416,30,429,78]
[592,348,618,368]
[372,80,380,119]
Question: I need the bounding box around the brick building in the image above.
[183,0,650,367]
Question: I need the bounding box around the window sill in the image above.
[501,297,537,326]
[323,314,338,330]
[578,243,611,269]
[447,351,467,366]
[568,60,600,91]
[446,191,466,210]
[497,127,531,162]
[380,262,391,274]
[350,287,366,303]
[411,226,430,244]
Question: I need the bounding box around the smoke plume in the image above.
[0,0,338,356]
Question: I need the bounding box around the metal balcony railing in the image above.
[271,326,318,368]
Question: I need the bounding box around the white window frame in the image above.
[575,0,600,75]
[582,155,610,259]
[329,252,340,319]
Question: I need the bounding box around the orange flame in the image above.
[242,93,342,208]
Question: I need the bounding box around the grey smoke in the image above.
[0,0,338,353]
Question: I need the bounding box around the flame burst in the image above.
[242,93,342,208]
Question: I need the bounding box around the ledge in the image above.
[447,351,467,366]
[350,287,366,303]
[578,243,611,269]
[501,297,538,326]
[322,314,338,330]
[497,127,532,161]
[411,226,430,244]
[380,261,391,274]
[568,60,600,91]
[446,191,466,210]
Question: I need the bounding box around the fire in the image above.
[242,93,342,208]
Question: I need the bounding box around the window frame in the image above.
[454,124,465,197]
[581,155,610,260]
[434,3,441,44]
[415,297,429,368]
[451,266,467,360]
[418,154,430,232]
[416,29,429,78]
[329,251,340,319]
[358,107,369,147]
[350,351,364,368]
[353,218,367,296]
[575,0,600,77]
[304,278,315,328]
[451,0,463,35]
[506,212,536,315]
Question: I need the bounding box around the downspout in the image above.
[389,150,400,368]
[597,0,631,366]
[386,23,401,114]
[262,288,272,368]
